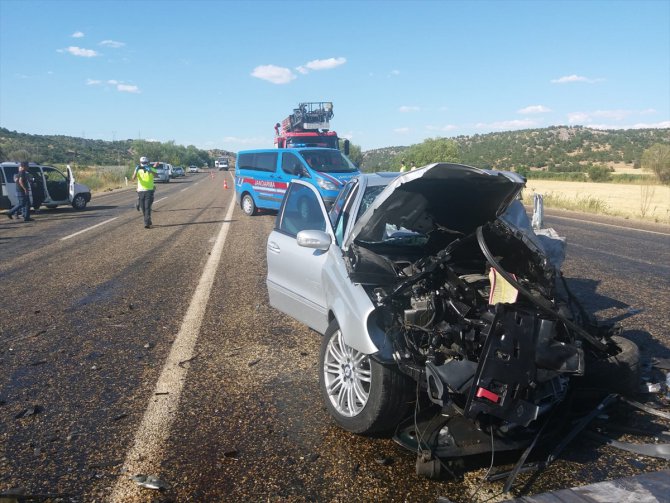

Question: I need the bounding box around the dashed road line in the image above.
[60,217,118,241]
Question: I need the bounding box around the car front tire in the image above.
[72,194,87,210]
[319,319,414,434]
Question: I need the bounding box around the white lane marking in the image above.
[60,217,118,241]
[568,242,670,269]
[548,214,670,236]
[110,195,236,501]
[154,196,168,205]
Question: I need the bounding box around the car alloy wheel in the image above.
[322,327,371,417]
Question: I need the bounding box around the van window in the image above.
[281,152,304,176]
[238,152,277,172]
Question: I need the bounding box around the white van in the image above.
[0,162,92,211]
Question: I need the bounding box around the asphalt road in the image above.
[1,174,668,502]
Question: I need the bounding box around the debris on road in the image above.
[178,352,200,367]
[14,406,41,419]
[131,474,168,490]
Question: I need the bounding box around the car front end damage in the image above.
[342,164,637,471]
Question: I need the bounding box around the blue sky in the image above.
[1,0,668,153]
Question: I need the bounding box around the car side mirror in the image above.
[296,230,331,251]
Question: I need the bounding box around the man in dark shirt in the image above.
[8,162,35,222]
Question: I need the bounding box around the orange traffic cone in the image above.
[223,179,229,189]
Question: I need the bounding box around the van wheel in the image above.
[241,194,257,216]
[72,194,87,210]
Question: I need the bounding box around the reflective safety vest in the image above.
[136,166,155,191]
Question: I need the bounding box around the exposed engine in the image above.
[347,215,618,456]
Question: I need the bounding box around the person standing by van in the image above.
[131,156,158,229]
[7,162,34,222]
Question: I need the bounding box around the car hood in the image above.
[346,163,525,249]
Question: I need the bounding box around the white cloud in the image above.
[61,46,99,57]
[594,109,632,120]
[251,65,296,84]
[590,121,670,130]
[223,136,268,145]
[551,74,601,84]
[518,105,551,114]
[568,112,590,124]
[394,127,410,134]
[640,108,657,115]
[389,69,400,76]
[475,119,537,130]
[100,40,125,48]
[117,84,140,93]
[72,31,84,38]
[568,109,642,124]
[296,57,346,75]
[86,78,140,93]
[426,124,457,132]
[304,57,346,71]
[399,106,420,113]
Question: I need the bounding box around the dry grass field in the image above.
[523,180,670,223]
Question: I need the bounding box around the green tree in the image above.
[404,138,459,167]
[346,142,363,167]
[642,143,670,184]
[587,164,612,182]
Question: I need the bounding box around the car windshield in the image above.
[298,150,358,174]
[355,185,428,247]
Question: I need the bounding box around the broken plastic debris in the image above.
[131,474,167,490]
[641,382,662,393]
[15,406,41,419]
[223,448,239,458]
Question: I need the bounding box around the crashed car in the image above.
[266,163,638,471]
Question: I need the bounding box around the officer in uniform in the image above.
[131,156,158,229]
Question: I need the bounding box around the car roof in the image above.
[357,171,400,187]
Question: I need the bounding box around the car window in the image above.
[278,183,326,237]
[42,167,66,183]
[3,166,18,182]
[330,181,359,246]
[280,152,304,175]
[356,185,386,220]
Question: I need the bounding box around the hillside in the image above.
[0,127,235,167]
[361,126,670,171]
[1,125,668,172]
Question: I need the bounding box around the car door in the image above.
[42,166,69,203]
[67,165,76,202]
[266,180,333,334]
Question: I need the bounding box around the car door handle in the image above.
[268,241,280,254]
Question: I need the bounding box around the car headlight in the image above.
[317,178,337,191]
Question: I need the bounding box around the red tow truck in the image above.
[274,102,349,154]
